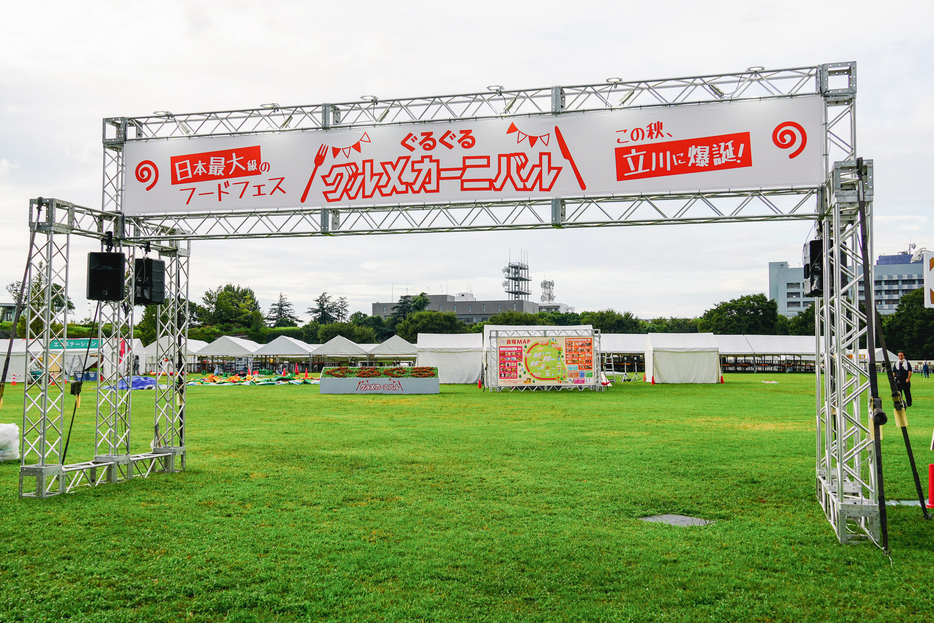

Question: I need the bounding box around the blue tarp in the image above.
[103,376,158,391]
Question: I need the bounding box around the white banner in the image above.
[123,96,825,215]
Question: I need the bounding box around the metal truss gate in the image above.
[14,61,881,546]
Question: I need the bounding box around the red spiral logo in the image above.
[135,160,159,190]
[772,122,807,159]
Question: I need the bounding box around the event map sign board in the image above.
[124,97,824,215]
[497,336,595,387]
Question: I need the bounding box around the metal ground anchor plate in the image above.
[640,514,715,527]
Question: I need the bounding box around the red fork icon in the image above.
[300,145,329,203]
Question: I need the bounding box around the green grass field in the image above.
[1,374,933,622]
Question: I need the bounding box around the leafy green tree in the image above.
[578,309,641,333]
[665,317,700,333]
[264,326,305,342]
[11,269,75,338]
[484,310,544,326]
[351,313,392,341]
[136,298,205,345]
[697,293,780,335]
[301,321,321,344]
[334,297,350,323]
[537,311,582,326]
[266,293,300,327]
[5,281,25,308]
[395,311,466,342]
[189,325,222,344]
[307,292,339,325]
[883,289,934,359]
[247,310,266,342]
[318,322,378,344]
[641,318,670,333]
[201,284,262,327]
[389,292,430,324]
[788,304,816,336]
[136,305,158,345]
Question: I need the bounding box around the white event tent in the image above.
[416,333,483,384]
[600,334,648,355]
[196,336,261,372]
[368,335,417,361]
[142,337,208,373]
[310,335,368,365]
[0,339,28,382]
[645,333,721,384]
[254,336,316,358]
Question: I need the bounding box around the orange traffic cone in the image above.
[720,375,724,384]
[651,376,655,385]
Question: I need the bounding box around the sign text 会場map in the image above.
[497,336,595,387]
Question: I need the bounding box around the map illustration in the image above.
[496,336,594,387]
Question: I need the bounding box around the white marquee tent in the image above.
[253,336,316,358]
[196,336,261,358]
[712,335,754,357]
[368,335,417,361]
[745,335,814,356]
[600,334,648,355]
[3,337,146,381]
[416,333,483,384]
[310,335,368,360]
[142,337,208,373]
[0,339,28,382]
[645,332,721,384]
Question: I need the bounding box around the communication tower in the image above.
[502,251,531,301]
[541,279,555,303]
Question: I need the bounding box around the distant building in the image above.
[769,262,816,317]
[0,302,16,323]
[858,251,924,315]
[769,250,924,317]
[372,293,539,324]
[539,302,575,314]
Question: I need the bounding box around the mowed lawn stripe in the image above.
[1,373,932,622]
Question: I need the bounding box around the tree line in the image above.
[2,280,931,358]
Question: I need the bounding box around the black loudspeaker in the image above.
[803,239,823,298]
[134,258,166,306]
[88,252,126,301]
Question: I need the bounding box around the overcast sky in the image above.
[1,1,930,323]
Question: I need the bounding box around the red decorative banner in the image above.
[615,132,752,181]
[170,146,264,185]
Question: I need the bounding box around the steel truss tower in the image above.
[502,253,531,301]
[17,62,879,545]
[19,200,188,497]
[815,160,881,544]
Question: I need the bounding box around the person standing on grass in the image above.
[893,351,913,408]
[924,361,930,378]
